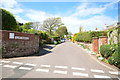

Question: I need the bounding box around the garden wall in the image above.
[1,30,40,58]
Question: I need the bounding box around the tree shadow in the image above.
[27,45,53,57]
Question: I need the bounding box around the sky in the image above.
[0,0,119,33]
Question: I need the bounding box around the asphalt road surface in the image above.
[0,41,120,79]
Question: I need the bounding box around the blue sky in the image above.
[1,0,118,33]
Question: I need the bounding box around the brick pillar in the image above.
[99,36,108,53]
[92,37,98,54]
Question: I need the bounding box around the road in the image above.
[0,41,119,79]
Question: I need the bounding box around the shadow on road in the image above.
[27,44,53,57]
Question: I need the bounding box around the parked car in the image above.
[61,39,65,43]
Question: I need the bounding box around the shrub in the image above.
[54,41,57,45]
[1,9,17,31]
[100,45,114,59]
[72,33,78,43]
[108,57,114,65]
[108,51,120,68]
[75,32,92,43]
[90,31,107,38]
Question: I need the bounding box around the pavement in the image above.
[0,41,120,79]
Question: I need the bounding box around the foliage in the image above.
[100,45,116,59]
[108,57,114,65]
[1,9,17,31]
[79,26,83,33]
[90,31,107,38]
[108,51,120,68]
[75,32,92,43]
[42,17,63,35]
[52,35,60,42]
[72,33,78,43]
[55,26,68,38]
[54,41,58,45]
[23,22,33,29]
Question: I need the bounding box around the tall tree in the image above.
[32,22,42,30]
[55,26,68,38]
[42,17,63,35]
[1,9,17,31]
[79,26,83,33]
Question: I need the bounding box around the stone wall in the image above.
[1,30,40,58]
[107,29,118,44]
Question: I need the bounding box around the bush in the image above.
[75,32,92,43]
[1,9,17,31]
[100,45,114,59]
[108,51,120,68]
[108,57,114,65]
[72,33,78,43]
[54,41,57,45]
[90,31,107,38]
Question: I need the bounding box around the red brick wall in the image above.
[1,30,40,58]
[92,37,98,54]
[99,36,108,53]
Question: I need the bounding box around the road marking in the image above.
[55,66,68,69]
[13,62,23,65]
[36,69,49,72]
[1,60,10,63]
[109,71,120,75]
[19,67,32,70]
[94,75,111,78]
[53,70,67,74]
[72,67,85,71]
[91,69,104,73]
[25,63,36,66]
[40,65,51,67]
[73,72,88,77]
[3,65,17,69]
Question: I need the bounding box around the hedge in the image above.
[74,32,92,43]
[100,45,116,59]
[90,31,107,38]
[108,51,120,68]
[72,31,107,43]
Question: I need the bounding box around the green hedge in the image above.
[100,45,116,59]
[90,31,107,38]
[101,44,119,68]
[108,51,120,68]
[73,31,107,43]
[75,32,92,43]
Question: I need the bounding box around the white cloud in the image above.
[71,3,106,17]
[1,0,24,14]
[1,0,17,8]
[1,0,117,33]
[26,9,60,22]
[61,15,116,33]
[15,15,29,23]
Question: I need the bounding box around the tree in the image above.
[23,22,33,29]
[55,26,68,38]
[79,26,83,33]
[42,17,63,35]
[32,22,42,30]
[1,9,17,31]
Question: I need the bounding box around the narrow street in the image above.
[1,41,119,79]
